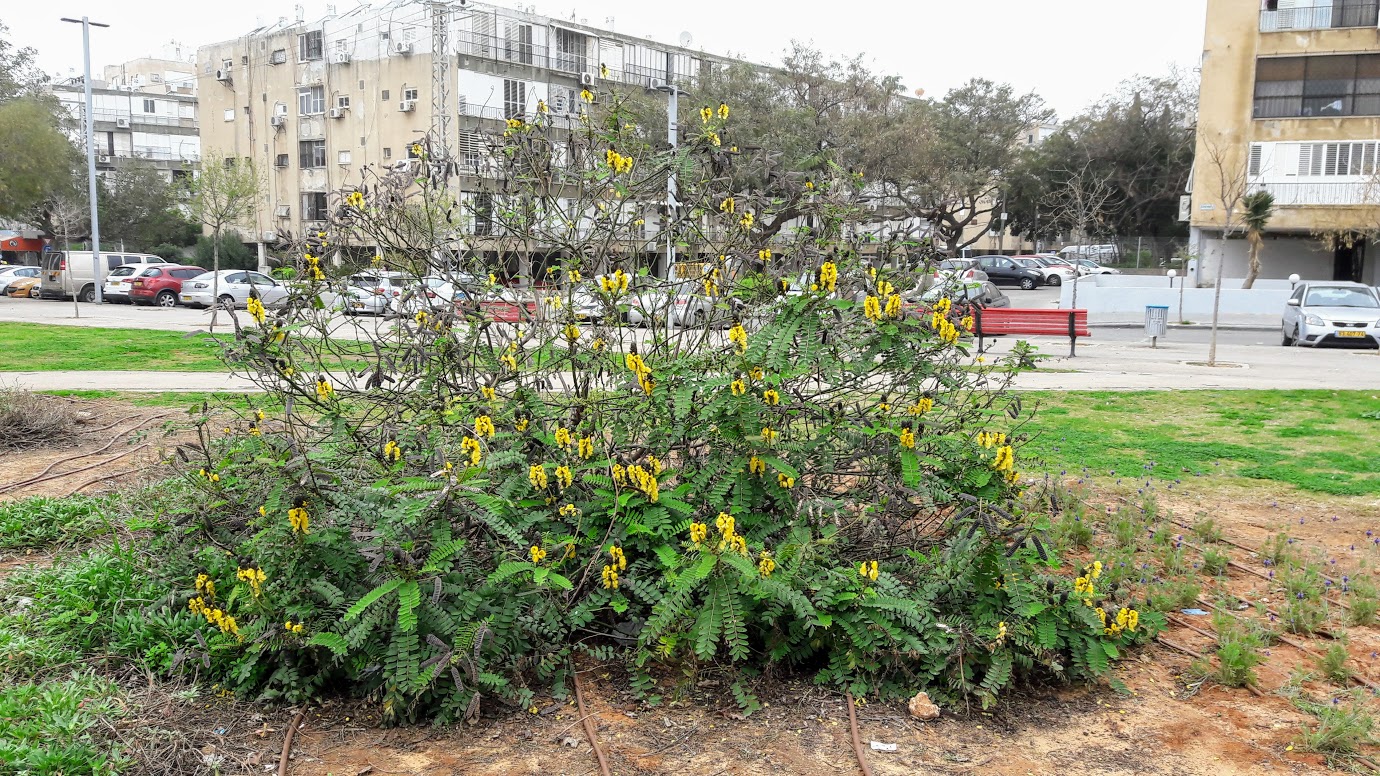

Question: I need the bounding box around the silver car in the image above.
[1281,281,1380,348]
[181,270,289,310]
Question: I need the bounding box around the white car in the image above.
[1012,255,1076,287]
[1281,281,1380,348]
[102,265,165,304]
[180,270,288,310]
[337,272,406,316]
[1073,259,1120,276]
[0,265,41,294]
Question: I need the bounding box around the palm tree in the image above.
[1241,190,1275,289]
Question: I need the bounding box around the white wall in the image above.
[1193,231,1334,286]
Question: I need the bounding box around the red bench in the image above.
[972,308,1091,357]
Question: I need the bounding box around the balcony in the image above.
[1260,1,1379,32]
[1252,180,1373,206]
[455,31,551,71]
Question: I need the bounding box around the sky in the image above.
[10,0,1209,117]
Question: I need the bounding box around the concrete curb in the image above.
[1088,322,1277,332]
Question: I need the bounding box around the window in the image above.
[383,147,392,159]
[408,144,422,159]
[458,131,485,168]
[554,28,588,73]
[503,79,526,119]
[1297,141,1380,176]
[302,192,329,221]
[298,86,325,115]
[475,192,494,236]
[403,87,418,102]
[223,157,236,169]
[275,153,289,167]
[270,48,287,65]
[172,269,202,279]
[550,87,576,114]
[505,23,534,64]
[299,139,326,168]
[1248,144,1263,176]
[337,95,350,109]
[1254,54,1380,118]
[381,89,390,101]
[338,150,352,165]
[142,98,155,113]
[299,30,323,61]
[223,108,235,121]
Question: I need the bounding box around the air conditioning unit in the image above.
[215,69,232,82]
[647,77,665,90]
[97,154,112,164]
[114,117,131,129]
[261,231,278,242]
[274,205,290,218]
[398,99,416,112]
[579,72,594,86]
[333,51,351,64]
[328,107,346,119]
[392,41,414,55]
[269,115,286,128]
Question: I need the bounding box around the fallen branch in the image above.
[572,669,611,776]
[277,709,304,776]
[844,691,875,776]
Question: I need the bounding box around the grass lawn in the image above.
[1023,389,1380,497]
[0,323,229,372]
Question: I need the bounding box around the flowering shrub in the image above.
[165,87,1162,720]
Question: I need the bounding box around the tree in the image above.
[0,98,77,222]
[1200,136,1249,366]
[1045,163,1116,313]
[185,152,263,328]
[99,162,199,252]
[1006,70,1196,257]
[0,21,50,103]
[1240,190,1275,290]
[875,79,1051,256]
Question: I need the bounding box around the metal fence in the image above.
[1260,1,1379,32]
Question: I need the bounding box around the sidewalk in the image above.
[1087,313,1279,331]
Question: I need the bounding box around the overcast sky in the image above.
[13,0,1208,117]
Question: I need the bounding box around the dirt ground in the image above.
[3,397,1378,775]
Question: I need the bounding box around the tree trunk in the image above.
[1242,233,1261,290]
[1208,236,1227,366]
[209,228,221,332]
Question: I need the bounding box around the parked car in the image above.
[933,259,989,286]
[1058,244,1119,264]
[1073,259,1121,276]
[102,264,173,304]
[974,255,1046,290]
[1281,281,1380,348]
[128,266,209,307]
[624,278,680,327]
[4,276,42,298]
[399,275,475,315]
[180,270,289,309]
[38,251,168,302]
[1012,255,1076,287]
[0,265,41,294]
[916,280,1011,309]
[337,272,407,316]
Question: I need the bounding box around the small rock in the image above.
[908,691,940,721]
[560,736,582,748]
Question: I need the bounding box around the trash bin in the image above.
[1145,305,1168,344]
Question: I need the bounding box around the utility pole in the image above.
[61,16,110,305]
[653,81,688,278]
[429,1,452,158]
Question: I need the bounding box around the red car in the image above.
[129,265,208,307]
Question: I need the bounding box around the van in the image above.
[1057,244,1119,263]
[38,251,169,302]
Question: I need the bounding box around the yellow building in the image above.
[1188,0,1380,286]
[196,1,734,270]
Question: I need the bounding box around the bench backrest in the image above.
[975,308,1090,337]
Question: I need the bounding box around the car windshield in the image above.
[1304,287,1380,308]
[937,260,971,270]
[109,266,137,277]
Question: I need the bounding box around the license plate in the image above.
[181,295,192,301]
[351,302,364,308]
[1338,330,1364,338]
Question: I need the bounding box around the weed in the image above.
[1282,564,1325,601]
[1109,513,1140,550]
[1283,595,1329,636]
[1201,547,1230,577]
[0,496,111,553]
[1316,642,1352,685]
[1191,518,1223,544]
[1147,580,1202,613]
[1297,695,1377,756]
[1204,612,1265,688]
[1158,544,1189,577]
[1054,509,1094,550]
[1344,576,1377,627]
[1260,534,1298,568]
[0,672,129,773]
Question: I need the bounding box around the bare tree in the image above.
[1200,135,1248,366]
[43,180,89,318]
[185,152,263,330]
[1044,162,1115,314]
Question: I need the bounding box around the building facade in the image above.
[196,1,732,263]
[50,56,201,181]
[1188,0,1380,286]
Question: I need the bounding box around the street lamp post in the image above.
[61,16,110,306]
[653,83,689,278]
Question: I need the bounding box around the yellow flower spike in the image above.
[578,436,595,460]
[758,248,772,262]
[537,99,548,114]
[858,560,879,582]
[995,621,1008,644]
[689,521,708,544]
[748,455,766,476]
[863,295,882,322]
[529,464,549,490]
[258,505,267,518]
[489,273,498,285]
[591,338,606,352]
[700,106,713,123]
[346,191,365,209]
[383,440,402,462]
[514,417,530,432]
[647,455,663,476]
[719,197,735,214]
[884,294,902,319]
[899,428,916,449]
[728,323,748,354]
[761,426,778,445]
[910,398,934,416]
[739,211,754,229]
[554,427,572,450]
[730,535,747,555]
[559,503,579,518]
[758,552,776,577]
[563,323,581,341]
[777,472,795,489]
[555,465,573,489]
[611,463,627,487]
[460,437,483,467]
[580,88,594,103]
[717,102,730,119]
[315,378,334,401]
[410,143,424,158]
[609,545,627,571]
[762,389,780,406]
[749,367,764,381]
[529,545,547,564]
[1092,561,1103,579]
[481,386,497,401]
[474,415,496,438]
[715,512,734,535]
[246,296,266,324]
[288,506,310,535]
[567,269,582,284]
[819,261,838,293]
[601,565,619,590]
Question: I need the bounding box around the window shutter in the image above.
[1248,144,1263,176]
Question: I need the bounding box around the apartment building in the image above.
[50,56,201,180]
[1188,0,1380,286]
[196,1,735,268]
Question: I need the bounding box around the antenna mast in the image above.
[429,0,452,157]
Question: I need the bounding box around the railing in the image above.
[457,101,579,130]
[1260,1,1378,32]
[455,31,551,70]
[1253,180,1373,206]
[87,108,198,130]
